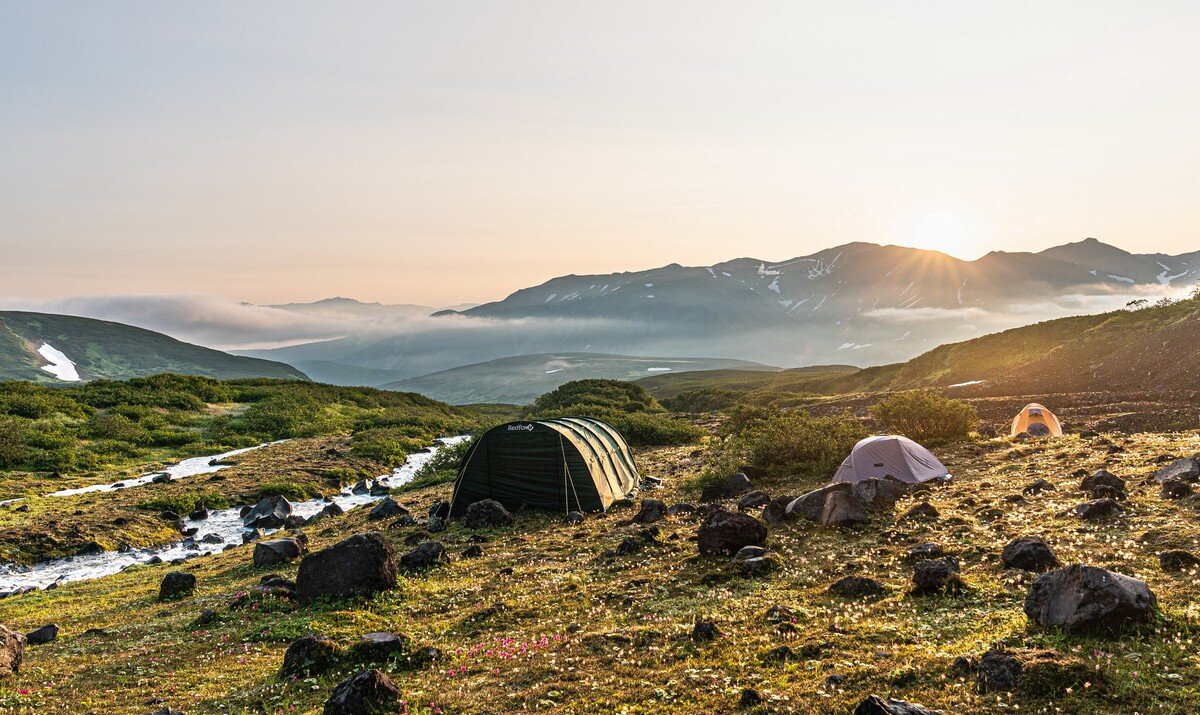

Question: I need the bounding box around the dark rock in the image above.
[428,501,450,519]
[242,496,292,527]
[690,621,720,641]
[323,669,399,715]
[666,503,697,517]
[25,624,57,645]
[732,545,768,561]
[351,479,375,495]
[254,538,304,567]
[977,648,1022,691]
[461,544,483,559]
[912,557,963,595]
[389,515,418,528]
[829,576,886,598]
[1023,478,1055,495]
[151,473,171,484]
[906,542,943,562]
[296,532,397,604]
[565,511,585,525]
[281,634,341,677]
[403,531,430,546]
[189,508,208,521]
[1001,536,1060,572]
[853,478,910,510]
[820,491,867,528]
[158,572,196,601]
[697,509,767,556]
[738,688,762,708]
[350,632,410,662]
[724,472,752,495]
[608,498,635,510]
[614,536,645,556]
[1159,550,1200,572]
[0,625,23,674]
[242,529,266,544]
[1160,478,1193,500]
[761,644,797,663]
[426,516,446,533]
[737,490,771,510]
[760,494,795,525]
[399,541,448,570]
[736,556,777,577]
[463,499,514,529]
[403,646,443,670]
[1024,564,1157,634]
[368,498,406,521]
[765,604,795,623]
[785,483,852,521]
[853,695,940,715]
[158,510,180,521]
[200,533,224,544]
[1091,484,1125,501]
[902,502,940,523]
[321,502,345,518]
[629,498,667,524]
[1155,457,1199,483]
[1081,469,1125,493]
[1073,498,1123,521]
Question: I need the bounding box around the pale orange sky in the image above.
[2,2,1197,306]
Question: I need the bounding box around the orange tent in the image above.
[1010,403,1063,437]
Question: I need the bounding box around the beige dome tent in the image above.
[1010,403,1063,437]
[831,435,950,485]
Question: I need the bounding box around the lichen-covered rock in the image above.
[323,668,399,715]
[697,509,767,556]
[1024,564,1156,634]
[296,532,397,604]
[281,634,341,677]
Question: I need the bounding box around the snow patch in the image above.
[544,368,564,374]
[838,342,874,350]
[37,343,80,382]
[646,367,672,372]
[948,380,985,388]
[544,293,558,302]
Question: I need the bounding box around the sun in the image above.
[907,213,984,260]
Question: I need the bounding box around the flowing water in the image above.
[0,436,468,595]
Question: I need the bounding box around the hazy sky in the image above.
[2,1,1197,305]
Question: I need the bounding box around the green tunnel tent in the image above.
[449,418,640,516]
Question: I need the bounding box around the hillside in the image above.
[640,292,1200,401]
[0,311,308,383]
[381,353,778,404]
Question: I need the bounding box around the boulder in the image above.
[760,494,795,525]
[978,424,999,438]
[281,634,342,677]
[242,495,292,528]
[426,516,446,533]
[853,695,940,715]
[1160,478,1193,500]
[461,544,483,559]
[906,542,943,562]
[350,632,410,662]
[666,503,697,517]
[1024,564,1157,634]
[350,479,375,495]
[697,509,767,556]
[321,502,345,518]
[25,624,58,645]
[1154,457,1199,483]
[0,625,24,673]
[820,491,867,528]
[158,572,197,601]
[977,648,1022,692]
[323,669,400,715]
[1159,550,1200,572]
[690,621,720,641]
[629,499,667,524]
[189,508,208,521]
[852,478,910,510]
[701,472,751,501]
[785,483,852,521]
[296,532,398,604]
[912,557,963,595]
[368,498,405,521]
[828,576,886,598]
[463,499,514,529]
[1023,478,1055,495]
[565,511,585,525]
[1001,536,1060,572]
[738,688,763,708]
[399,541,448,570]
[1080,469,1125,493]
[242,529,266,544]
[737,490,771,510]
[1073,498,1123,521]
[254,538,304,567]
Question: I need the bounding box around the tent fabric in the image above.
[449,417,640,516]
[1010,403,1063,437]
[830,435,950,485]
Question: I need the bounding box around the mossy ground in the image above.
[0,423,1198,713]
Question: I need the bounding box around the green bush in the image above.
[524,379,703,446]
[869,390,977,446]
[350,428,429,467]
[709,406,866,484]
[250,478,322,503]
[0,417,28,469]
[139,490,232,514]
[661,388,744,413]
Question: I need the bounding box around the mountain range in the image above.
[244,238,1199,383]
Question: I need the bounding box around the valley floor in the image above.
[1,411,1199,713]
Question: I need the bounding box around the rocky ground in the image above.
[0,406,1198,714]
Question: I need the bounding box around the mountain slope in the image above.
[381,352,777,404]
[0,311,308,383]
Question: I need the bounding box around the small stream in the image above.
[46,441,288,498]
[0,436,468,595]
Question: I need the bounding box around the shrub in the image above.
[250,478,322,503]
[708,406,866,484]
[869,390,977,446]
[139,490,232,514]
[0,417,28,469]
[661,388,744,413]
[524,379,702,446]
[350,428,429,467]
